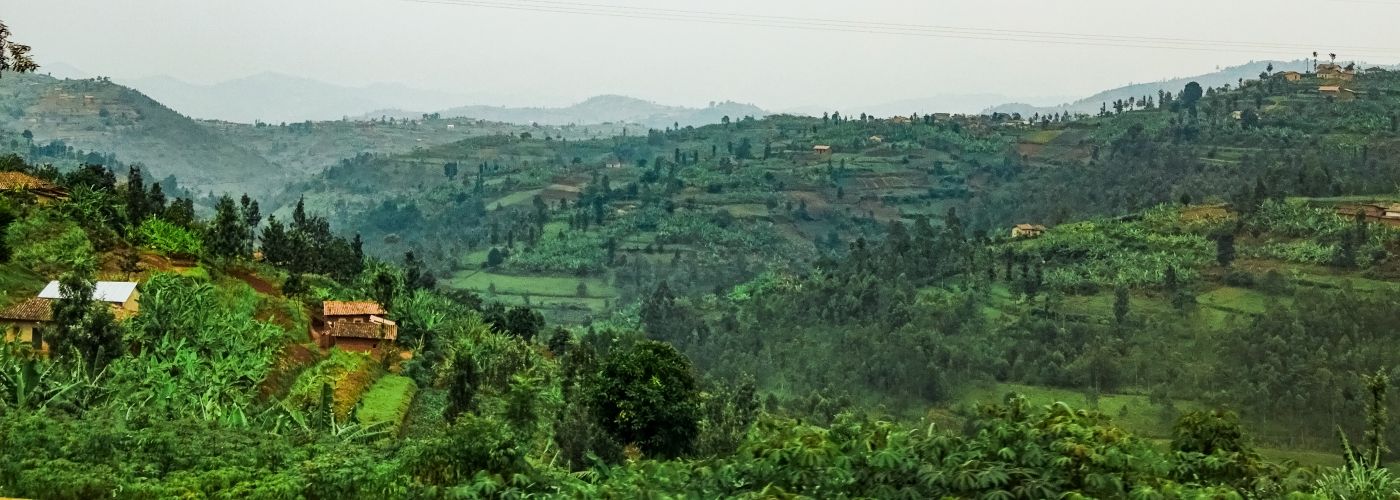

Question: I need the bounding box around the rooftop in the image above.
[0,171,61,191]
[327,321,398,341]
[0,297,54,322]
[323,300,387,317]
[38,281,138,303]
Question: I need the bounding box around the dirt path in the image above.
[229,267,279,296]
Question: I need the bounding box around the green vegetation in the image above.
[355,374,417,434]
[8,38,1400,496]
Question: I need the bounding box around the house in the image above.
[1276,71,1302,82]
[319,301,398,353]
[38,280,140,319]
[813,145,832,154]
[1011,224,1047,238]
[0,171,69,204]
[0,298,53,353]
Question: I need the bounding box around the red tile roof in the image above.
[327,321,398,341]
[0,298,53,322]
[323,301,386,317]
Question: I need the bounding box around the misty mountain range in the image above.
[36,59,1365,127]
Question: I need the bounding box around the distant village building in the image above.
[868,135,884,144]
[1316,63,1356,81]
[1011,224,1047,238]
[1276,71,1302,82]
[1333,203,1400,227]
[319,301,398,353]
[38,281,141,318]
[0,171,69,204]
[812,145,832,155]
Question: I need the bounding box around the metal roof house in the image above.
[38,280,141,318]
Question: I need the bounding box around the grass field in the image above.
[356,375,418,436]
[447,270,616,298]
[1196,287,1277,315]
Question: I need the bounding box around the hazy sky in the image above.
[5,0,1400,109]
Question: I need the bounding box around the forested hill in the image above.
[290,64,1400,317]
[0,73,636,198]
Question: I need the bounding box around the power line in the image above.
[401,0,1400,58]
[505,0,1400,53]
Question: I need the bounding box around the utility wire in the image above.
[402,0,1400,58]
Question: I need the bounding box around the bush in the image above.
[1223,270,1257,287]
[4,210,94,276]
[137,217,204,258]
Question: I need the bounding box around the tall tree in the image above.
[207,195,245,259]
[125,166,147,225]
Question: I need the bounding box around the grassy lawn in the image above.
[1196,286,1277,315]
[447,270,616,299]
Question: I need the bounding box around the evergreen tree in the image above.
[125,166,146,225]
[1215,233,1236,268]
[207,195,246,259]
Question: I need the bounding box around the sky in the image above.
[5,0,1400,110]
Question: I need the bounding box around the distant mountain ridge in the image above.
[422,95,766,128]
[984,60,1313,116]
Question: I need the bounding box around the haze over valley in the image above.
[5,2,1400,497]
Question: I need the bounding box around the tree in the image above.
[589,340,700,458]
[206,195,245,259]
[501,306,544,341]
[1215,233,1236,268]
[1181,82,1204,118]
[485,247,504,268]
[404,251,435,290]
[0,21,39,78]
[1114,285,1130,325]
[259,216,290,266]
[46,273,123,375]
[125,166,147,225]
[444,350,478,422]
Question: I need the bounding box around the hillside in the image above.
[8,66,1400,498]
[0,73,288,195]
[288,64,1400,330]
[432,94,767,128]
[122,72,473,123]
[0,73,638,198]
